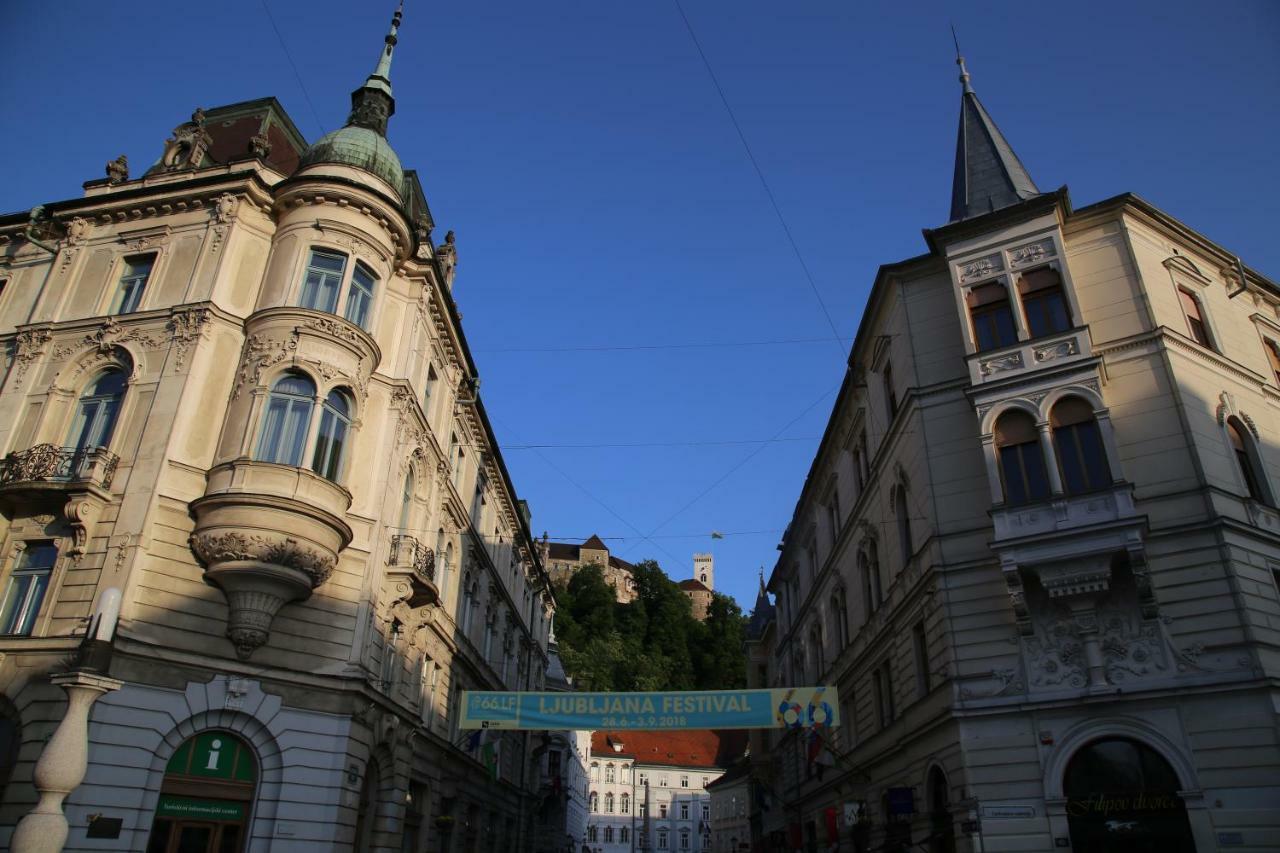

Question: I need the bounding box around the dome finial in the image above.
[345,2,405,136]
[952,23,974,94]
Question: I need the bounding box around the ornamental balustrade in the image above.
[0,444,119,491]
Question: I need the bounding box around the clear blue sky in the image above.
[4,1,1278,613]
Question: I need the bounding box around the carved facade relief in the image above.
[1033,338,1079,363]
[979,351,1024,377]
[160,108,213,172]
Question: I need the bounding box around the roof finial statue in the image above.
[951,24,974,94]
[346,2,405,135]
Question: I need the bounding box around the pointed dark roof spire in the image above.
[948,35,1040,222]
[346,2,404,136]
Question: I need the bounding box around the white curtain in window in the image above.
[299,250,346,313]
[67,370,126,451]
[257,372,315,465]
[311,388,352,480]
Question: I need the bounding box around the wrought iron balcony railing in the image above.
[0,444,119,491]
[390,534,437,585]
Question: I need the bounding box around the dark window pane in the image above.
[1056,421,1109,494]
[1020,444,1051,500]
[1025,289,1071,337]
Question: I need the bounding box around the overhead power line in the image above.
[545,529,784,542]
[474,336,835,354]
[260,0,327,137]
[494,436,821,450]
[672,0,847,358]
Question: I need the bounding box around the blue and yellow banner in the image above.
[460,687,838,731]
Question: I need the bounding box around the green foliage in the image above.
[552,559,748,692]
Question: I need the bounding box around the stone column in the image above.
[1037,422,1064,495]
[10,671,123,853]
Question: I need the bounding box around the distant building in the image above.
[679,553,715,621]
[540,534,637,603]
[705,759,752,853]
[532,637,591,853]
[585,729,746,853]
[678,578,714,621]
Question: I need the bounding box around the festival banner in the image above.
[459,686,838,730]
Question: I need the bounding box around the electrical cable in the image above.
[672,0,848,358]
[260,0,327,137]
[473,337,835,354]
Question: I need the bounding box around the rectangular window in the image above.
[874,664,894,729]
[660,775,668,787]
[827,488,841,549]
[680,774,689,788]
[299,249,346,313]
[424,364,439,414]
[883,362,898,420]
[0,542,58,636]
[111,255,154,314]
[912,621,931,698]
[1018,268,1071,338]
[1178,288,1213,348]
[660,803,668,818]
[344,262,376,328]
[1263,339,1280,385]
[680,802,689,819]
[968,282,1018,350]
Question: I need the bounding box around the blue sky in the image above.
[4,0,1278,613]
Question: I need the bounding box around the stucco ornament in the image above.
[105,154,129,184]
[161,107,213,171]
[248,131,272,159]
[11,329,52,388]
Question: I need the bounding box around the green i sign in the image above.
[166,732,256,783]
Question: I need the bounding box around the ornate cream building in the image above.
[0,7,556,853]
[758,54,1280,853]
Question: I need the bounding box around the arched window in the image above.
[859,542,881,619]
[967,282,1017,351]
[807,625,824,680]
[67,369,126,452]
[589,791,598,812]
[605,792,614,812]
[590,761,599,781]
[399,469,415,530]
[605,826,614,842]
[620,826,630,842]
[256,371,315,466]
[587,824,598,841]
[1018,267,1071,338]
[1227,418,1269,504]
[830,590,849,649]
[312,388,352,481]
[621,792,630,814]
[436,531,451,601]
[1051,398,1110,494]
[894,484,913,563]
[605,763,615,783]
[457,568,474,634]
[345,262,377,329]
[994,410,1050,504]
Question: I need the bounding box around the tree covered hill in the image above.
[551,560,748,692]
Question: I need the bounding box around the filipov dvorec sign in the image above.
[460,687,839,731]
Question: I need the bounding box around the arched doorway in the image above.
[927,766,955,853]
[146,731,257,853]
[1064,737,1196,852]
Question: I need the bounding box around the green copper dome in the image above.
[298,125,404,196]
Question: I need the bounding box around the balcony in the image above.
[0,444,118,493]
[190,458,353,659]
[991,482,1140,549]
[387,533,439,607]
[0,444,119,553]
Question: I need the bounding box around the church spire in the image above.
[948,37,1040,222]
[346,2,404,136]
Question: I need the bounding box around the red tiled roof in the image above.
[678,579,710,592]
[591,729,747,769]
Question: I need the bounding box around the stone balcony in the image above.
[189,458,353,659]
[966,326,1094,386]
[991,482,1140,551]
[0,444,120,553]
[386,533,439,608]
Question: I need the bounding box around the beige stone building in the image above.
[539,534,638,603]
[759,56,1280,853]
[0,8,556,853]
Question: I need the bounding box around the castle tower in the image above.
[693,552,714,591]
